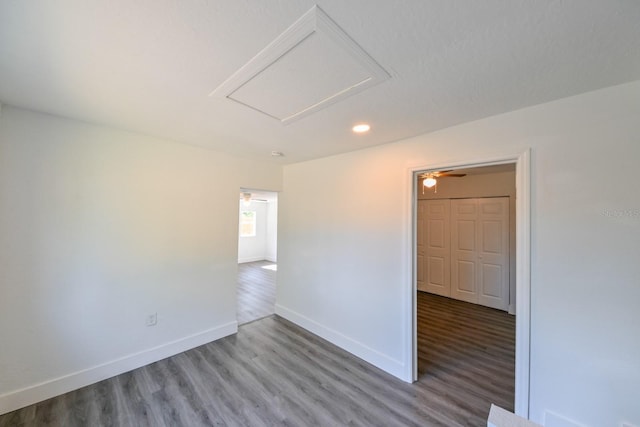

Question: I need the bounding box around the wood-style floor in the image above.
[0,292,514,427]
[236,261,277,325]
[417,292,515,415]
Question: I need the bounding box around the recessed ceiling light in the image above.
[271,151,284,157]
[352,123,370,133]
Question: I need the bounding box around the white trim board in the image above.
[209,5,390,124]
[0,322,238,416]
[405,149,531,418]
[275,304,406,379]
[238,256,270,263]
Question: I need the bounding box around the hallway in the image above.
[236,261,276,325]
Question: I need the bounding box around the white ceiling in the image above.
[1,1,639,164]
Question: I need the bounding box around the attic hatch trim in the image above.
[209,5,390,125]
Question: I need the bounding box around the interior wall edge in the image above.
[0,321,238,416]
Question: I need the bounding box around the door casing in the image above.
[405,149,531,418]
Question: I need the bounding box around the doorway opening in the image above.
[237,188,278,325]
[408,151,531,418]
[416,163,516,415]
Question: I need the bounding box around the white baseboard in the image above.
[238,256,266,263]
[0,321,237,416]
[275,304,405,380]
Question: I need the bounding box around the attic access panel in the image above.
[210,5,390,124]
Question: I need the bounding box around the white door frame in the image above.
[405,149,531,418]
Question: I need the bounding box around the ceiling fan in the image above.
[418,170,466,193]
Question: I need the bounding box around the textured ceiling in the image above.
[1,1,639,164]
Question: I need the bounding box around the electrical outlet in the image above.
[146,313,157,326]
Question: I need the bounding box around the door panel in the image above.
[456,220,476,251]
[424,200,451,296]
[456,260,475,292]
[482,221,502,253]
[417,201,426,291]
[451,199,478,303]
[429,218,446,247]
[481,263,502,297]
[477,198,509,310]
[428,256,446,286]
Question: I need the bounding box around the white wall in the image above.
[266,197,278,262]
[0,106,282,414]
[277,81,640,427]
[237,200,268,263]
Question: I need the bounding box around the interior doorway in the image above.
[237,189,278,325]
[417,164,516,312]
[408,151,531,418]
[416,164,517,414]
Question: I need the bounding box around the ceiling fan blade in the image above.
[419,170,450,178]
[419,170,466,179]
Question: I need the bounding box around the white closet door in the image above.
[451,197,509,310]
[450,199,479,303]
[417,200,427,292]
[423,200,451,296]
[477,198,510,310]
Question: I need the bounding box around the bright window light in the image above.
[240,211,257,237]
